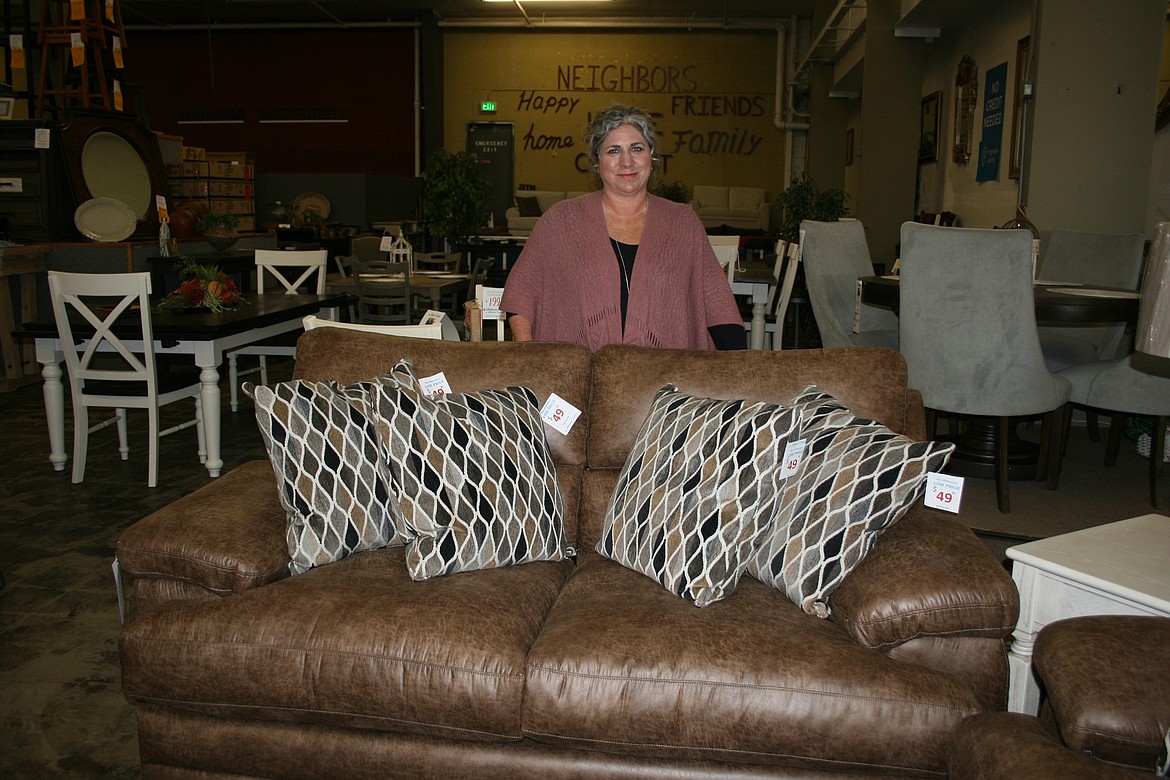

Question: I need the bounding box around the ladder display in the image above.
[35,0,126,120]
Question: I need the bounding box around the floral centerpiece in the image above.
[157,258,246,313]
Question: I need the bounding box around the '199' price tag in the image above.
[418,372,452,397]
[780,439,807,478]
[540,393,581,436]
[924,472,964,513]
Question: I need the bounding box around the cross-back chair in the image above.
[48,271,205,488]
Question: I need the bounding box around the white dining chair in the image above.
[302,314,446,340]
[227,248,327,411]
[708,235,740,284]
[48,271,205,488]
[354,259,413,325]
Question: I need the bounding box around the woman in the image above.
[501,104,746,352]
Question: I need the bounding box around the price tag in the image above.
[155,194,169,221]
[9,35,24,70]
[70,33,84,67]
[479,286,505,320]
[34,128,50,149]
[418,372,452,397]
[112,79,123,111]
[540,393,581,436]
[924,472,964,514]
[106,0,116,22]
[378,235,393,252]
[780,439,807,479]
[112,36,124,69]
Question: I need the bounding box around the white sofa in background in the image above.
[505,190,589,236]
[689,185,770,231]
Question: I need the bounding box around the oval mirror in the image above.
[80,131,152,220]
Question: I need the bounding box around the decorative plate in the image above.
[74,198,138,242]
[293,192,332,220]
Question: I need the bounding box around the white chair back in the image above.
[302,315,444,340]
[255,249,328,294]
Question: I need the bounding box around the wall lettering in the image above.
[516,91,581,114]
[670,95,766,118]
[522,122,574,151]
[670,127,762,156]
[556,64,697,93]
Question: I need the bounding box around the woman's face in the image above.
[597,123,652,197]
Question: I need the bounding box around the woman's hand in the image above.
[509,314,533,342]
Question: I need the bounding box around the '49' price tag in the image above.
[924,472,964,514]
[418,372,452,397]
[540,393,581,436]
[780,439,807,479]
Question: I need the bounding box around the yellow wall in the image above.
[443,30,787,200]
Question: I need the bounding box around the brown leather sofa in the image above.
[117,332,1020,779]
[949,615,1170,779]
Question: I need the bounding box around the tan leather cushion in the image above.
[522,551,982,775]
[1035,615,1170,769]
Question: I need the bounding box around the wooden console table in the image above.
[0,245,47,381]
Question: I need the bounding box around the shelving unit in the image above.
[165,146,257,232]
[35,0,126,121]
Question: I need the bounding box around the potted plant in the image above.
[198,211,240,254]
[421,149,489,253]
[651,180,690,204]
[773,173,848,243]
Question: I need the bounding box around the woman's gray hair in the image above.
[584,104,662,181]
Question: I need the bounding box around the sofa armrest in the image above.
[116,461,290,607]
[504,206,520,221]
[829,507,1019,651]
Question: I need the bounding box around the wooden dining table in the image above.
[17,292,348,479]
[858,275,1142,325]
[732,261,776,350]
[327,270,471,315]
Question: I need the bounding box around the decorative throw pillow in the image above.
[247,377,411,575]
[372,359,569,581]
[515,195,542,217]
[747,387,954,617]
[1157,726,1169,777]
[597,385,803,607]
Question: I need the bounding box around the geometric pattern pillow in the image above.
[247,377,411,575]
[597,385,802,607]
[371,359,569,581]
[1158,726,1169,777]
[746,393,954,617]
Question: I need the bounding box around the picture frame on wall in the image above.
[1009,36,1031,179]
[919,91,941,164]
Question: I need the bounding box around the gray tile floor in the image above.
[0,359,1162,778]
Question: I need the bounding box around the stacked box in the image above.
[165,148,257,232]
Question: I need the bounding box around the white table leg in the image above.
[199,365,223,477]
[1007,563,1042,714]
[40,358,68,471]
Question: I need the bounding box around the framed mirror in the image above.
[59,109,167,241]
[952,56,978,165]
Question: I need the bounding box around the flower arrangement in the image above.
[157,258,246,312]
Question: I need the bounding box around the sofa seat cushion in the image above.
[726,208,761,219]
[522,552,983,775]
[121,540,575,743]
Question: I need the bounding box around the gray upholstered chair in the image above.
[1058,352,1170,508]
[800,219,899,349]
[898,222,1070,512]
[1037,229,1146,371]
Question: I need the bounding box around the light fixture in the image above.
[1136,221,1170,359]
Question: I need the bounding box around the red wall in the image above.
[124,28,417,175]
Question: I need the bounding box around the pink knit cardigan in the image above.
[500,191,742,352]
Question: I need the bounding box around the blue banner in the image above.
[976,61,1008,182]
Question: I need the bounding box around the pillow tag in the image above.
[540,392,580,435]
[418,372,452,396]
[378,235,393,252]
[780,438,807,478]
[924,472,964,513]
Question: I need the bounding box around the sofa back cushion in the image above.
[586,345,923,471]
[691,185,728,210]
[294,330,592,468]
[728,186,765,211]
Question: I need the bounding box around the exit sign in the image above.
[480,100,497,113]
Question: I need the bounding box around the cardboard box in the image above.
[208,198,255,215]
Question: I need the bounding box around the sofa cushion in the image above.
[596,385,801,607]
[373,359,570,581]
[522,547,982,775]
[248,376,408,575]
[120,537,576,743]
[728,186,765,211]
[746,386,955,617]
[515,195,542,217]
[534,191,565,214]
[691,185,729,210]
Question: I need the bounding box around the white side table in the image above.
[1006,513,1170,715]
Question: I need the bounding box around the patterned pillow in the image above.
[1158,726,1169,777]
[597,385,803,607]
[747,387,954,617]
[247,377,411,575]
[371,360,569,581]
